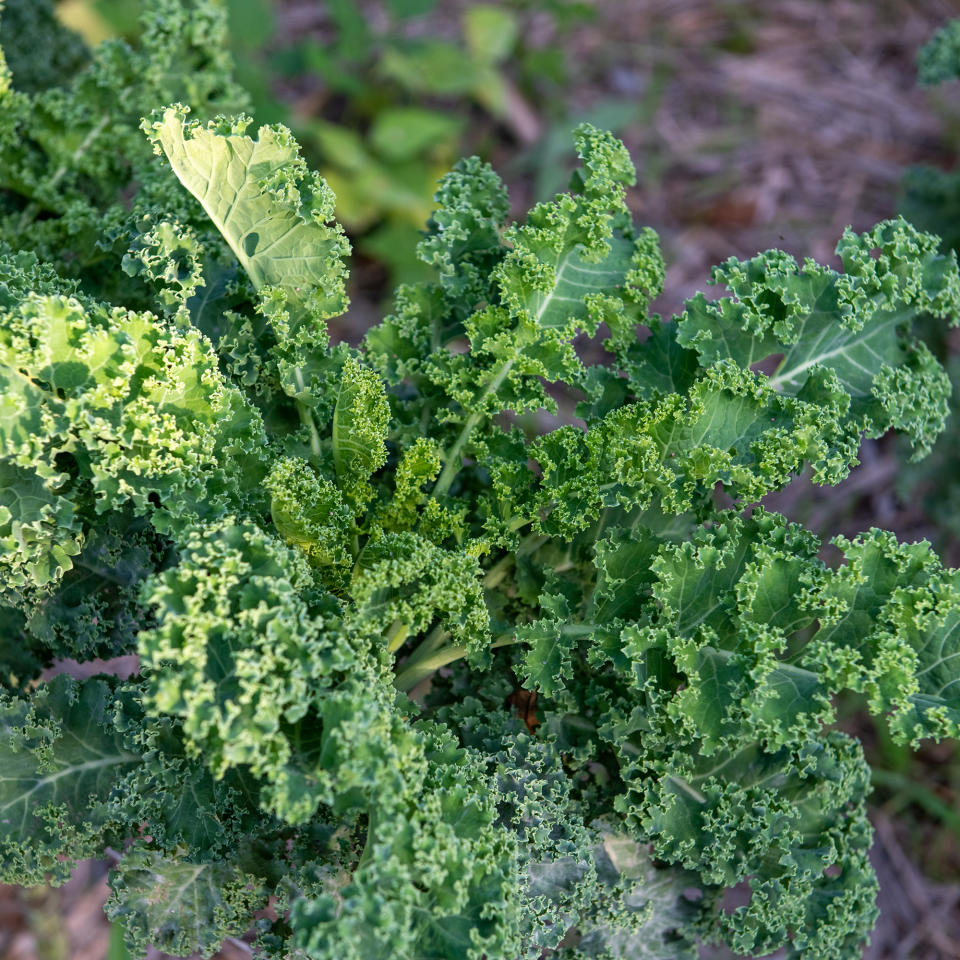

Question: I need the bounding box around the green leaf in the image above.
[885,569,960,745]
[107,921,133,960]
[0,460,82,593]
[289,726,520,960]
[573,832,699,959]
[918,18,960,85]
[19,509,169,663]
[146,104,348,324]
[417,125,663,498]
[369,108,462,162]
[107,846,266,959]
[332,356,390,510]
[463,6,519,65]
[349,531,490,659]
[0,676,140,885]
[145,104,350,405]
[381,41,482,97]
[0,291,268,600]
[517,591,579,696]
[677,219,960,457]
[387,0,437,19]
[0,0,89,93]
[266,457,353,574]
[138,519,353,823]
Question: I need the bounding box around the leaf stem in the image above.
[293,368,322,460]
[482,554,515,589]
[481,533,548,588]
[384,620,409,653]
[432,358,515,498]
[394,626,450,679]
[418,623,449,655]
[356,809,377,872]
[394,633,518,693]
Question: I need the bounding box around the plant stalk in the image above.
[395,633,518,693]
[432,358,515,498]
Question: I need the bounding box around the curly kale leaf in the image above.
[289,727,521,960]
[0,672,281,955]
[446,706,700,959]
[106,846,267,959]
[19,509,172,663]
[332,356,390,510]
[0,0,245,309]
[266,457,354,575]
[526,220,960,540]
[676,219,960,458]
[0,676,141,885]
[506,508,960,958]
[0,292,268,606]
[366,124,665,501]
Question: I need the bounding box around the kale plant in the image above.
[1,3,959,958]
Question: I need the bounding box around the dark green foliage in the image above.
[918,18,960,86]
[895,19,960,546]
[903,19,960,260]
[0,0,90,93]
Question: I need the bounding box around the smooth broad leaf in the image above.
[380,41,483,97]
[107,921,133,960]
[146,104,350,396]
[463,5,519,65]
[147,104,348,325]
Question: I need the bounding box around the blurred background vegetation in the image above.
[2,1,960,957]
